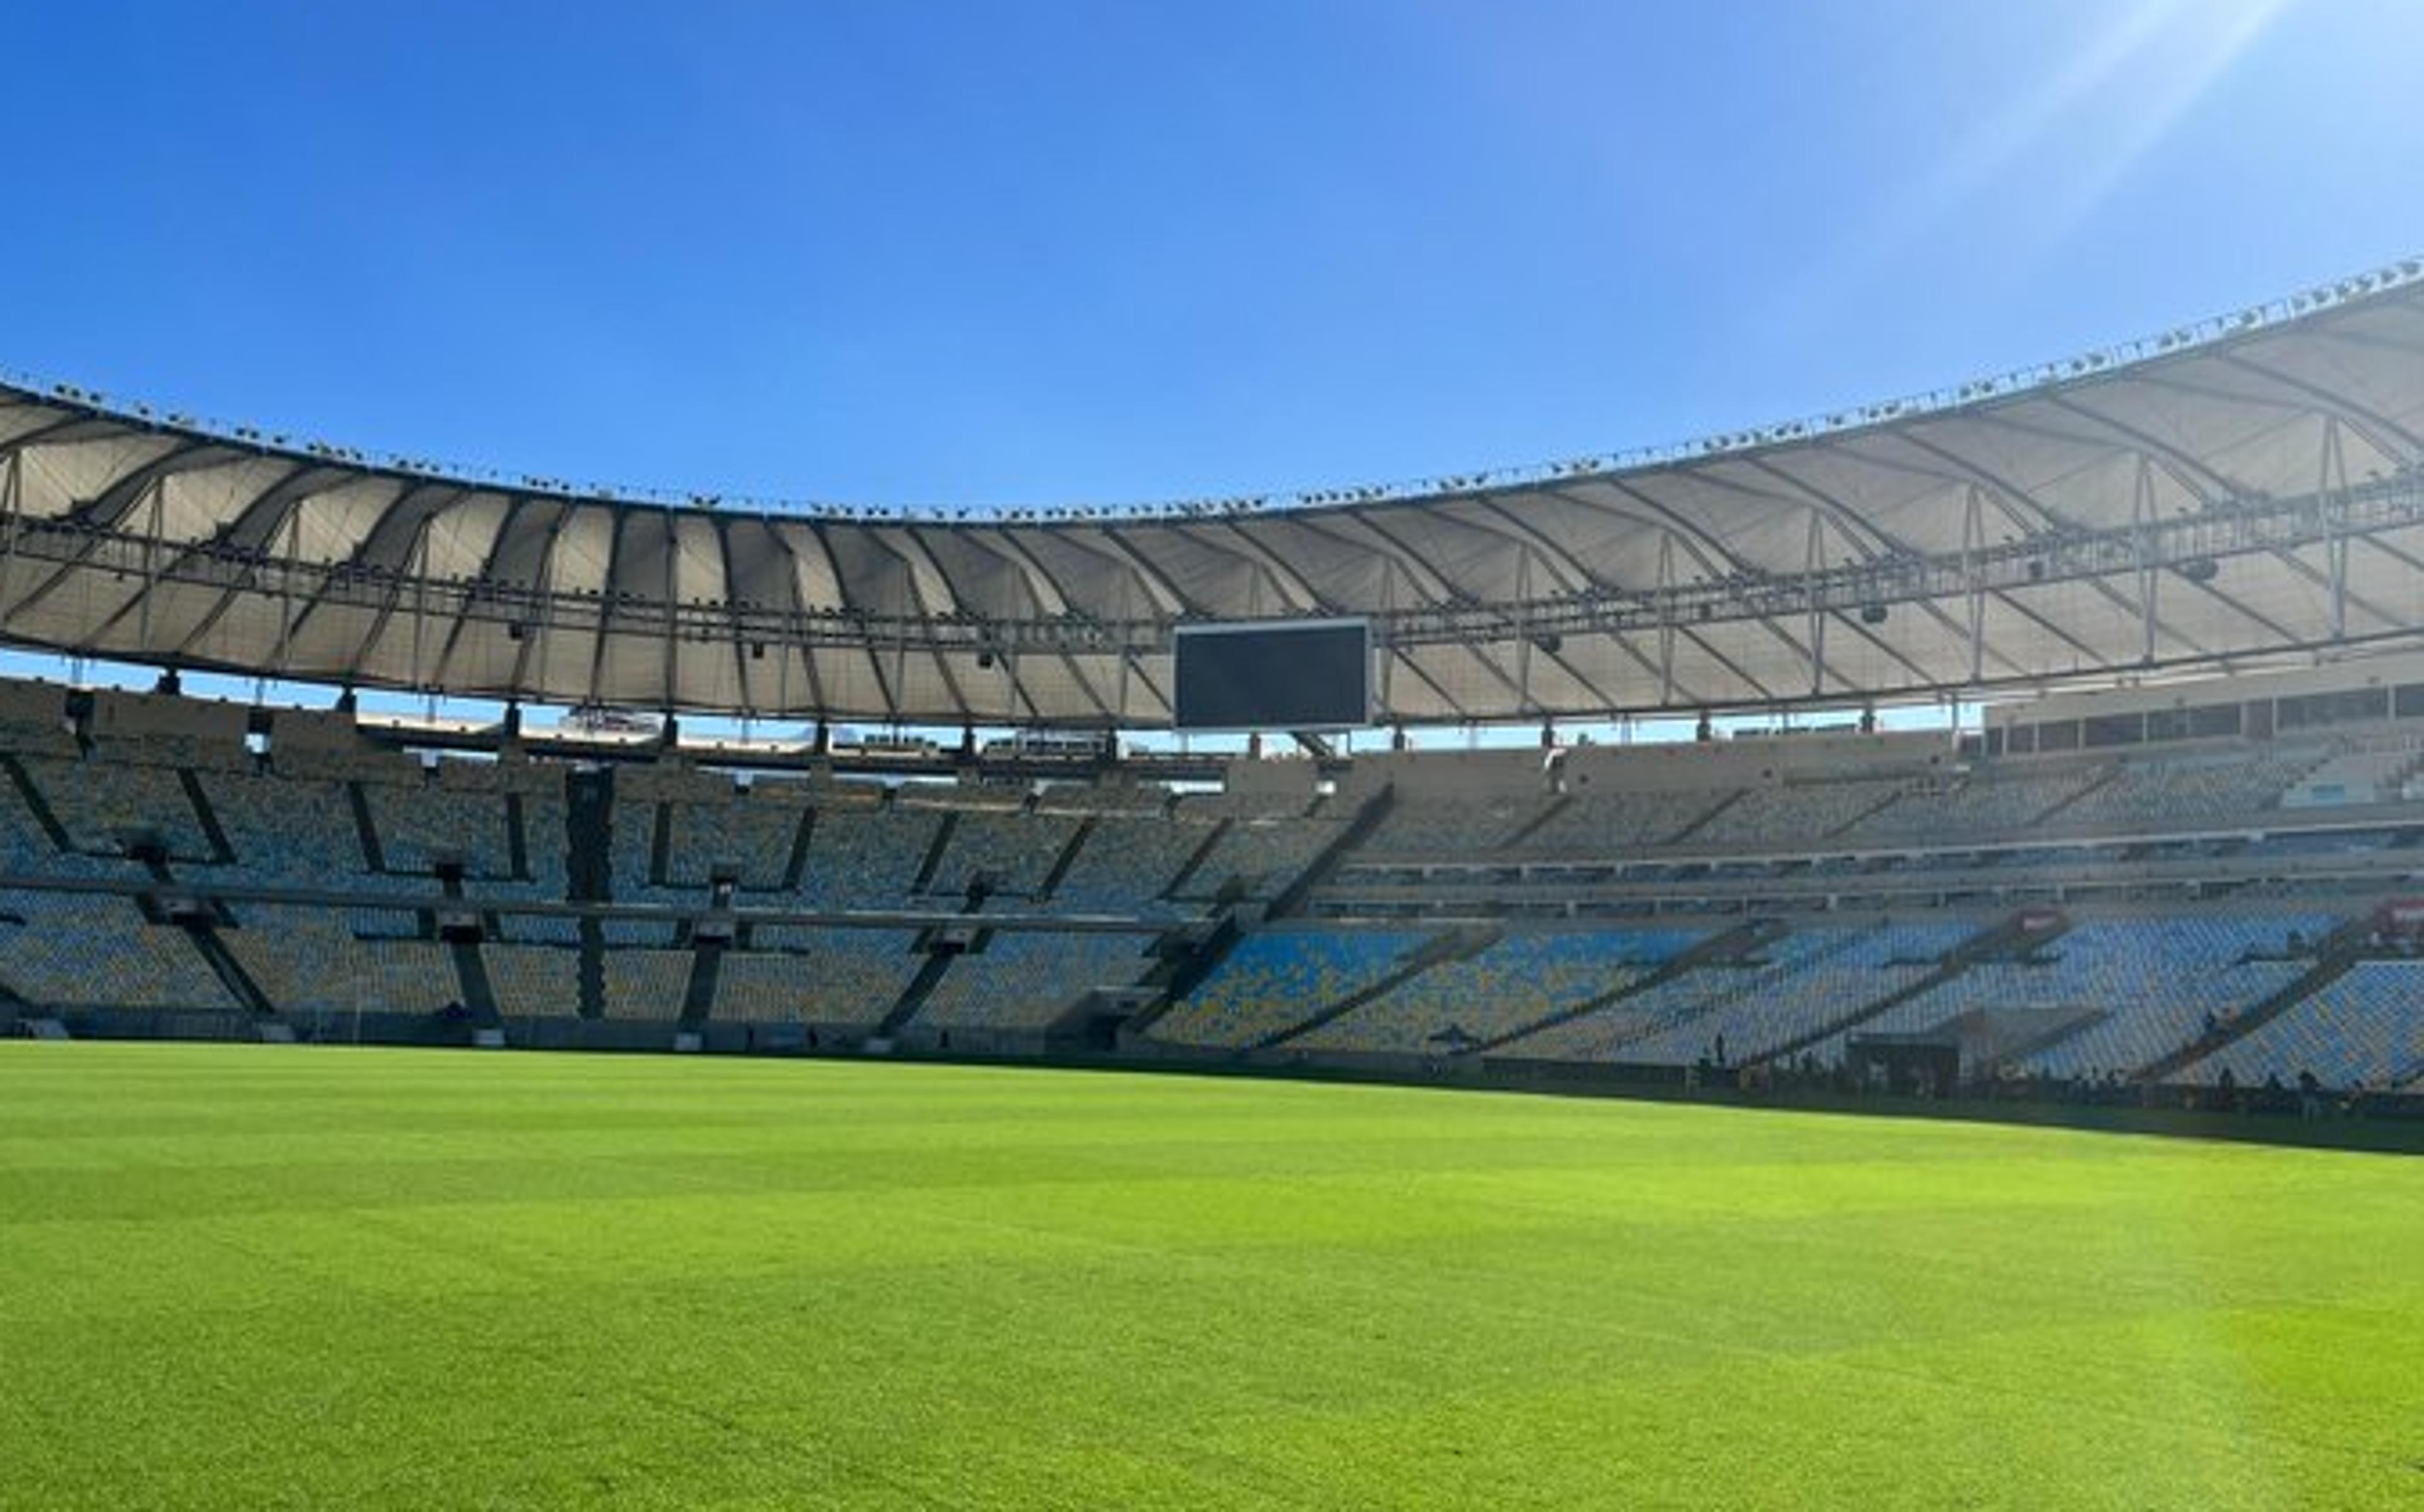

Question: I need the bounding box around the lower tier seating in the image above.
[1807,915,2335,1077]
[1150,928,1433,1048]
[1295,928,1704,1054]
[0,889,235,1010]
[918,931,1156,1029]
[715,931,923,1025]
[2177,961,2424,1090]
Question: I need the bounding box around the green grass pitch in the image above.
[3,1044,2420,1509]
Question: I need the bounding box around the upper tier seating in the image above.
[1517,790,1725,855]
[2055,750,2319,830]
[795,808,946,908]
[18,754,213,860]
[504,793,571,897]
[0,767,78,873]
[1358,794,1554,858]
[2279,733,2424,808]
[609,799,677,903]
[0,683,80,757]
[1686,779,1905,849]
[1847,767,2112,846]
[1172,791,1315,821]
[600,916,679,947]
[499,913,583,945]
[924,810,1086,898]
[202,770,370,886]
[1173,818,1343,901]
[661,791,810,889]
[364,783,514,877]
[1047,816,1210,916]
[1035,782,1164,817]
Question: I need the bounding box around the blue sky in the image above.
[8,0,2422,517]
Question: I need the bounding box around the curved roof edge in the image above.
[9,252,2421,528]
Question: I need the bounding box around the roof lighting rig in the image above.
[12,254,2411,529]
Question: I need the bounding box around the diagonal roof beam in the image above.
[2015,395,2237,499]
[961,528,1117,726]
[1886,422,2238,658]
[343,516,439,684]
[1554,481,1783,700]
[583,507,633,714]
[1667,458,2064,694]
[710,515,759,716]
[0,410,133,460]
[1203,519,1317,615]
[2031,395,2403,636]
[1208,517,1476,721]
[2157,357,2424,461]
[867,527,973,723]
[2355,527,2424,583]
[1607,475,1863,697]
[765,525,829,718]
[893,524,1049,725]
[504,503,573,701]
[1290,509,1556,714]
[1423,495,1711,708]
[432,496,537,692]
[805,521,897,723]
[1846,435,2292,675]
[1877,429,2078,533]
[1548,479,1748,577]
[78,439,243,526]
[8,446,298,626]
[271,483,471,654]
[74,460,336,656]
[1050,528,1201,721]
[1701,456,1915,557]
[1733,456,2003,690]
[1649,457,1984,692]
[1393,499,1632,712]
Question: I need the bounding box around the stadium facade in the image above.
[1,261,2421,1108]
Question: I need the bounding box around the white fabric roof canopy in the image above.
[2,268,2421,726]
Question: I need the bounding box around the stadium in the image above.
[5,256,2424,1506]
[3,262,2423,1091]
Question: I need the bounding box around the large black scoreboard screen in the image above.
[1172,618,1371,731]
